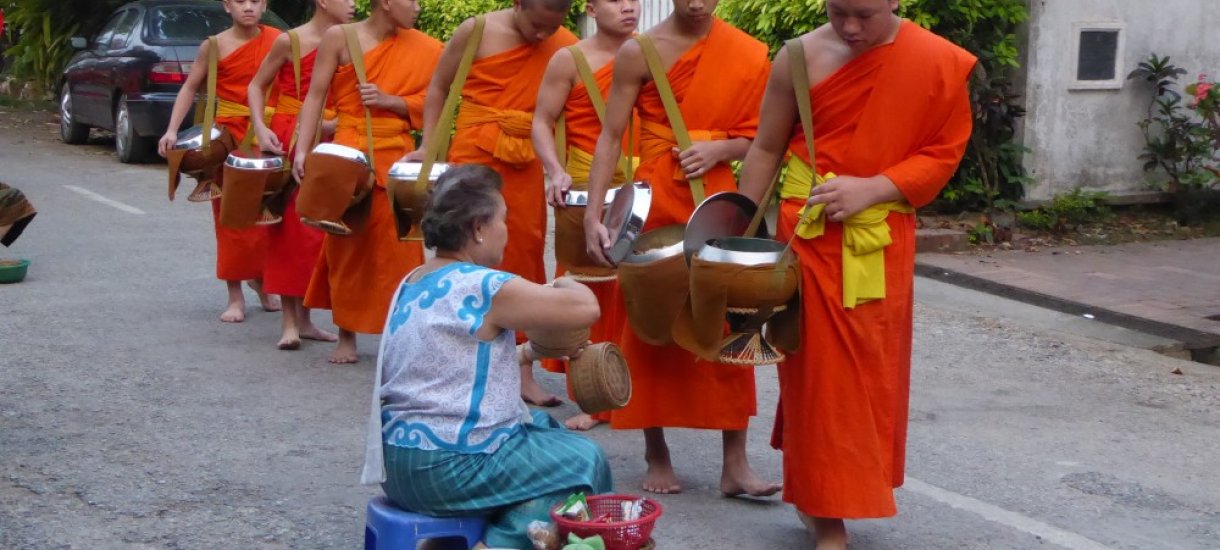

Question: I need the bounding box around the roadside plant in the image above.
[1127,54,1219,194]
[355,0,586,41]
[1016,188,1111,233]
[717,0,1031,212]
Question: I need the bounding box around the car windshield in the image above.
[146,5,288,43]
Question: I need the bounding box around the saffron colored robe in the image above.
[304,29,442,333]
[541,57,634,422]
[772,22,976,518]
[611,19,769,431]
[212,25,280,281]
[264,47,325,298]
[448,28,578,285]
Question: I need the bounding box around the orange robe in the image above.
[448,28,578,285]
[772,22,976,518]
[264,48,325,298]
[303,29,442,333]
[212,25,280,281]
[541,58,633,422]
[611,19,769,431]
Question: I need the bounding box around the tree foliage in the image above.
[717,0,1031,211]
[355,0,586,41]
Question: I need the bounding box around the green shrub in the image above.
[356,0,586,41]
[716,0,1031,212]
[1016,189,1111,233]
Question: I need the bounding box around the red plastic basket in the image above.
[550,494,662,550]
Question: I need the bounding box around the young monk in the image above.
[247,0,354,350]
[531,0,640,430]
[292,0,442,364]
[581,0,777,496]
[735,1,976,547]
[412,0,577,407]
[158,0,281,323]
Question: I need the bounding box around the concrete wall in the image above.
[1021,0,1220,201]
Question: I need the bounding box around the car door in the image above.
[94,8,144,130]
[72,11,127,126]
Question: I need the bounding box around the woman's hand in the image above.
[545,170,574,207]
[674,140,726,180]
[255,125,284,155]
[157,131,178,158]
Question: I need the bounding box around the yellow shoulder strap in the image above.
[342,24,377,171]
[568,45,632,182]
[416,15,485,193]
[202,36,219,153]
[285,30,303,161]
[635,34,702,205]
[787,37,816,170]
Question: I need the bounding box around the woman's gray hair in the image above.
[421,164,503,252]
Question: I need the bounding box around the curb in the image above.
[915,261,1220,362]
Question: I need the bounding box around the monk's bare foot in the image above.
[721,466,782,498]
[299,325,338,342]
[329,331,358,364]
[643,456,682,494]
[802,514,848,550]
[220,303,245,323]
[564,413,603,431]
[248,280,281,312]
[277,327,301,350]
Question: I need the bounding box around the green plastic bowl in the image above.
[0,259,30,284]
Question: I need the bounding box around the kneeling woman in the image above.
[361,164,613,548]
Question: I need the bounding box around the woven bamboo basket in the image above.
[569,343,631,414]
[526,326,591,358]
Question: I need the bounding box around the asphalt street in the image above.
[2,114,1219,549]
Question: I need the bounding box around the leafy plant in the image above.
[356,0,586,41]
[1127,54,1219,194]
[716,0,1031,212]
[1016,188,1111,233]
[2,8,79,98]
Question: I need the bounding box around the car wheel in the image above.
[59,83,90,144]
[115,95,153,164]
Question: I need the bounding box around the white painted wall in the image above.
[1021,0,1220,201]
[580,0,674,37]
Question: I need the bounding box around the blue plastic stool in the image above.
[365,496,486,550]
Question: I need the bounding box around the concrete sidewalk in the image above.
[918,237,1220,361]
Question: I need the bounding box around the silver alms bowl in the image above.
[172,125,223,150]
[602,182,652,264]
[388,161,450,182]
[310,143,369,165]
[696,237,787,266]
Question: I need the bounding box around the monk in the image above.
[735,1,976,546]
[293,0,442,364]
[158,0,282,323]
[531,0,640,430]
[247,0,353,350]
[413,0,577,406]
[581,0,778,497]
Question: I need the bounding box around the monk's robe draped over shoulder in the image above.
[304,29,442,334]
[611,19,770,431]
[264,47,323,298]
[448,28,578,285]
[772,21,975,519]
[211,25,280,282]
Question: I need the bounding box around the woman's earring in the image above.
[476,236,484,244]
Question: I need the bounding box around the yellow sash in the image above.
[780,155,913,309]
[565,146,637,191]
[275,95,303,117]
[455,101,535,165]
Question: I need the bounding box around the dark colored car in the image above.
[58,0,287,163]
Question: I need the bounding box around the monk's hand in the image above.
[674,141,724,179]
[292,150,308,183]
[255,126,284,155]
[157,131,177,158]
[401,149,425,162]
[583,213,614,268]
[320,119,338,141]
[807,175,901,222]
[358,83,394,110]
[545,171,573,208]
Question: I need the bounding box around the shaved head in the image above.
[520,0,573,11]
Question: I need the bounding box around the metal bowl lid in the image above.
[388,161,450,182]
[562,186,620,207]
[620,223,685,265]
[696,236,787,266]
[602,182,652,264]
[684,192,764,265]
[225,153,284,170]
[172,125,222,150]
[311,143,369,165]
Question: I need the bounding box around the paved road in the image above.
[2,115,1219,549]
